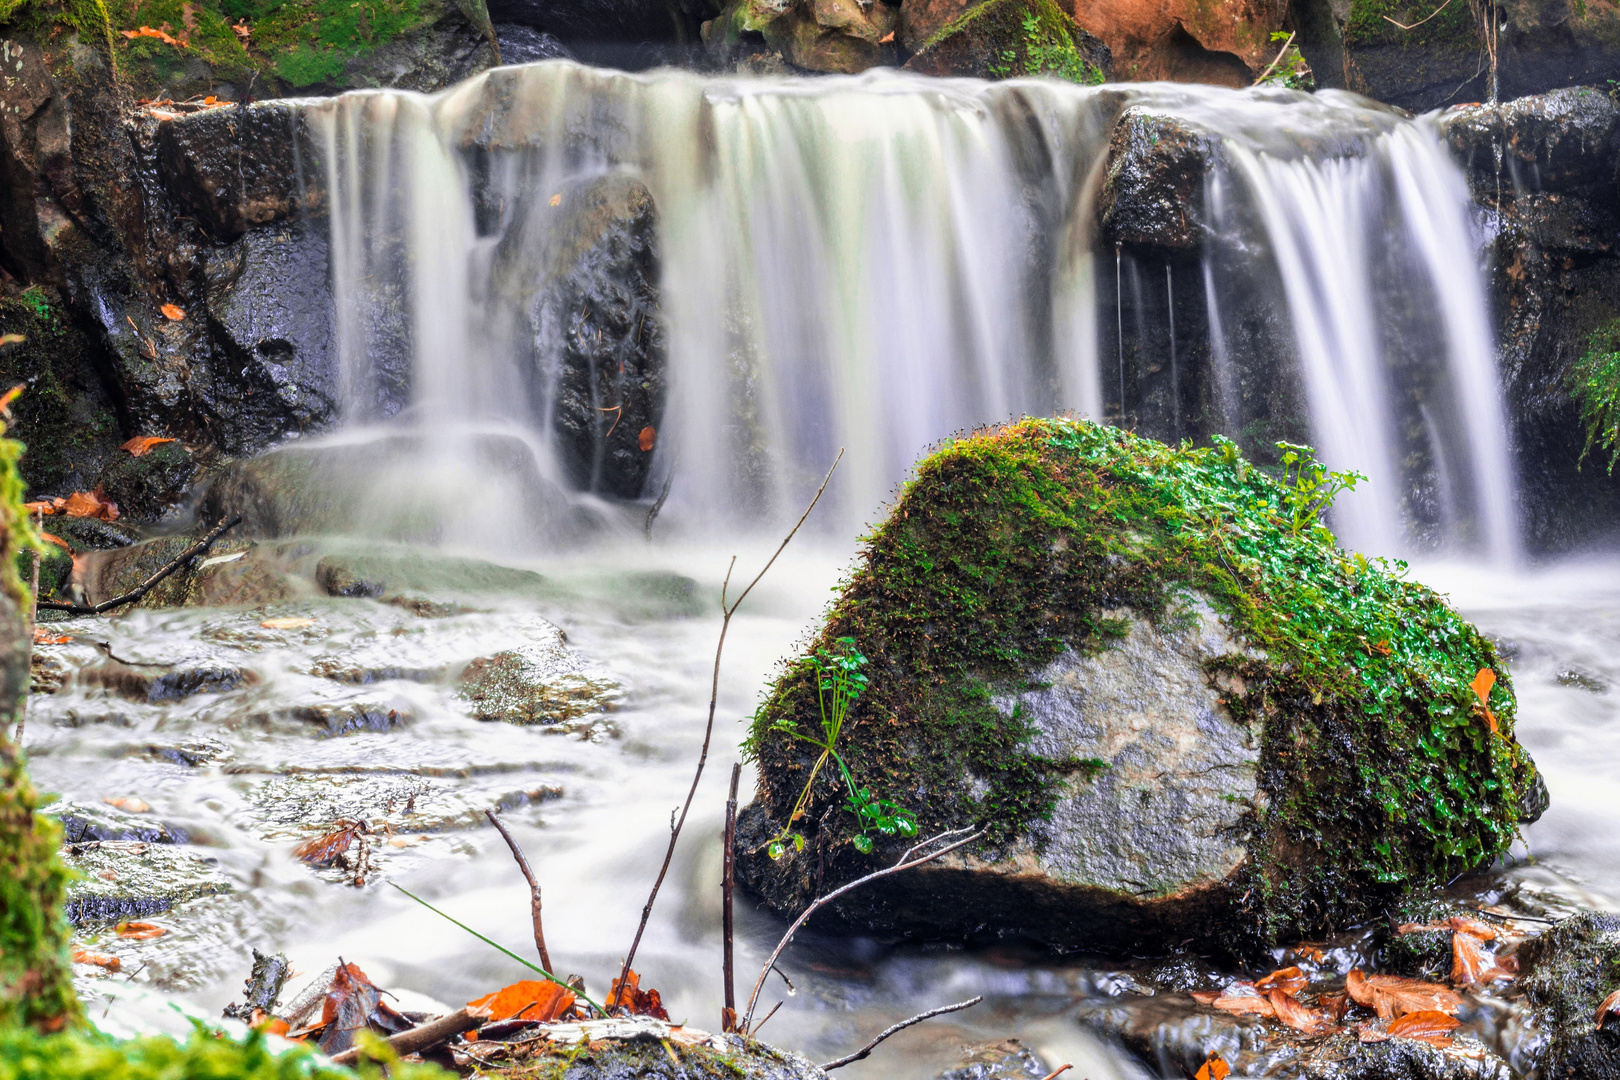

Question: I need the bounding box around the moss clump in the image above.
[928,0,1106,83]
[0,1026,451,1080]
[747,418,1537,946]
[1569,316,1620,472]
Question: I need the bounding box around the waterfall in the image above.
[304,65,1517,559]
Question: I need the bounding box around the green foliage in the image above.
[1274,441,1364,538]
[764,638,916,858]
[1569,316,1620,472]
[748,419,1535,945]
[988,9,1104,84]
[0,1025,451,1080]
[1257,30,1314,90]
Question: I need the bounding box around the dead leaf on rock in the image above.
[1194,1055,1230,1080]
[1346,969,1460,1019]
[1452,928,1513,986]
[638,426,656,452]
[72,950,121,972]
[1596,988,1620,1029]
[1255,966,1309,996]
[1448,915,1500,941]
[122,25,182,46]
[1356,1021,1391,1043]
[315,961,413,1056]
[467,980,575,1023]
[121,435,176,456]
[607,969,669,1020]
[1267,988,1332,1033]
[261,617,315,630]
[0,333,25,347]
[231,21,251,38]
[294,827,357,865]
[39,531,71,553]
[1387,1009,1460,1047]
[1471,667,1499,734]
[61,489,119,522]
[115,920,166,940]
[103,796,151,813]
[160,303,185,321]
[33,627,71,645]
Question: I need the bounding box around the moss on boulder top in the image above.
[737,418,1542,954]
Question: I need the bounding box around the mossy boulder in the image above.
[736,419,1542,955]
[903,0,1109,83]
[1517,912,1620,1079]
[705,0,897,74]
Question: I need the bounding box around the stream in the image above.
[20,532,1620,1079]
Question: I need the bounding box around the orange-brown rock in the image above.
[1067,0,1287,85]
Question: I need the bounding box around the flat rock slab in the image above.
[42,801,186,845]
[61,841,231,927]
[452,1018,827,1079]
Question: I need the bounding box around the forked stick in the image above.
[818,996,983,1070]
[36,515,243,615]
[741,828,982,1030]
[485,809,552,974]
[611,451,844,1009]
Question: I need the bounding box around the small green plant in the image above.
[19,286,52,322]
[765,637,916,857]
[1569,317,1620,471]
[1274,441,1365,537]
[1258,30,1314,91]
[990,12,1105,85]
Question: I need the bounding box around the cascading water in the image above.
[305,65,1517,560]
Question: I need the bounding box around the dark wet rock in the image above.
[1517,912,1620,1079]
[455,1020,826,1079]
[494,24,575,63]
[42,800,184,845]
[135,738,233,768]
[737,420,1542,955]
[156,103,323,240]
[202,224,340,455]
[77,659,257,703]
[74,535,281,609]
[92,441,199,524]
[242,773,560,843]
[38,514,140,551]
[29,652,69,695]
[510,174,667,500]
[1098,109,1222,252]
[315,556,386,598]
[273,702,413,737]
[223,949,292,1021]
[458,643,618,725]
[1140,954,1223,993]
[60,841,231,927]
[1556,668,1607,692]
[903,0,1109,82]
[935,1039,1049,1079]
[1437,90,1620,554]
[704,0,896,73]
[1380,897,1469,980]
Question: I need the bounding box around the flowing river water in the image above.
[20,534,1620,1078]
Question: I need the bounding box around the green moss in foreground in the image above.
[0,1027,450,1080]
[748,418,1537,942]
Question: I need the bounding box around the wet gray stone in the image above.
[458,642,618,726]
[936,1039,1049,1079]
[1517,912,1620,1080]
[43,800,185,845]
[61,841,232,926]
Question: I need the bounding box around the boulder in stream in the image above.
[1516,912,1620,1079]
[737,419,1544,955]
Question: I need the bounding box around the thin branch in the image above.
[721,761,741,1032]
[612,451,843,1009]
[389,883,605,1015]
[328,1007,483,1065]
[1381,0,1458,30]
[741,828,983,1030]
[36,515,243,615]
[1252,30,1296,84]
[818,996,983,1071]
[1039,1068,1074,1080]
[484,809,552,974]
[751,1000,783,1035]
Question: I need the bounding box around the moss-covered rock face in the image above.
[1518,912,1620,1079]
[737,418,1541,954]
[903,0,1110,82]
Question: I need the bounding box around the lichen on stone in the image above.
[744,418,1539,949]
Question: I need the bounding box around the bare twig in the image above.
[1381,0,1458,29]
[818,996,983,1071]
[721,761,741,1032]
[1038,1067,1073,1080]
[741,828,983,1030]
[329,1007,484,1065]
[485,809,553,974]
[1252,30,1297,83]
[36,515,243,615]
[751,1000,783,1035]
[612,451,843,1009]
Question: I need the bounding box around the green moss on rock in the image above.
[744,418,1538,949]
[907,0,1109,82]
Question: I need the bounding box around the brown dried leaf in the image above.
[121,435,177,456]
[1596,988,1620,1029]
[160,303,185,321]
[1452,929,1513,986]
[466,980,575,1022]
[72,950,121,971]
[1346,969,1461,1019]
[294,828,356,865]
[1189,989,1221,1005]
[317,962,413,1056]
[33,627,71,645]
[61,489,118,521]
[1387,1009,1460,1047]
[1267,989,1331,1033]
[1194,1056,1230,1080]
[607,969,669,1020]
[1210,994,1275,1018]
[638,426,656,452]
[103,796,151,813]
[114,920,166,940]
[1356,1021,1391,1043]
[1255,966,1309,995]
[1448,915,1500,941]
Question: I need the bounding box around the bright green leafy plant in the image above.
[1569,317,1620,472]
[764,637,916,858]
[1274,441,1365,538]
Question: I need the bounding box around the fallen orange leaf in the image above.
[1255,965,1309,995]
[253,1013,290,1036]
[1451,929,1513,986]
[72,950,121,972]
[33,627,71,645]
[1471,667,1499,733]
[466,980,575,1022]
[115,920,166,940]
[231,22,251,38]
[121,435,176,456]
[607,969,669,1019]
[1346,969,1460,1019]
[1267,988,1332,1033]
[548,193,561,206]
[160,303,185,321]
[0,384,22,413]
[122,25,182,46]
[1386,1009,1460,1047]
[61,489,119,521]
[638,426,656,452]
[1448,915,1500,940]
[0,333,25,347]
[103,796,151,813]
[294,827,357,865]
[261,617,315,630]
[879,30,895,44]
[1210,993,1275,1017]
[1194,1055,1230,1080]
[1597,987,1620,1029]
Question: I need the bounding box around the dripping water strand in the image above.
[1115,243,1125,424]
[1166,262,1179,443]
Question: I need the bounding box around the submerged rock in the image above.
[1517,912,1620,1079]
[41,801,185,845]
[935,1039,1050,1079]
[737,419,1543,954]
[60,841,231,927]
[458,642,619,726]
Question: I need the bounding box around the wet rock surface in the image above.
[60,841,232,927]
[458,642,619,727]
[1097,108,1222,251]
[1517,912,1620,1079]
[934,1039,1050,1078]
[904,0,1109,81]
